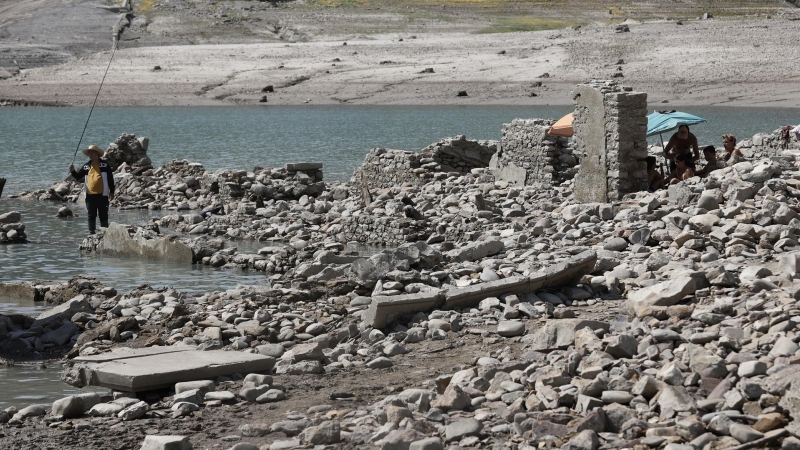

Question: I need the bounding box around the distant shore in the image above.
[2,18,800,109]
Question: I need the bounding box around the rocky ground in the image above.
[1,1,800,107]
[3,122,800,450]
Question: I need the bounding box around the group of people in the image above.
[646,125,746,192]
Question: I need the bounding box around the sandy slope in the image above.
[1,3,800,108]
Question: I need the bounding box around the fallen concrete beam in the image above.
[364,291,445,329]
[444,276,531,310]
[62,347,275,392]
[362,251,597,329]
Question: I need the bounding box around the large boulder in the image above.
[627,276,696,317]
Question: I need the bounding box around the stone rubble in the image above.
[0,210,27,243]
[6,103,800,449]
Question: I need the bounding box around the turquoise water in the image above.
[3,105,797,196]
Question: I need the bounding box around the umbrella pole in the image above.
[659,132,669,175]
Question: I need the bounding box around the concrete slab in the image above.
[444,276,531,310]
[62,347,275,392]
[364,291,444,329]
[363,251,597,329]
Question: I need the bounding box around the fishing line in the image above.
[72,41,118,164]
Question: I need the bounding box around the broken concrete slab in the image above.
[364,291,445,329]
[363,251,597,329]
[33,296,92,327]
[62,346,275,392]
[96,223,194,263]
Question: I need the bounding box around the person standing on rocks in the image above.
[69,145,115,234]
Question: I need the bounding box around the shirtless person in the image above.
[695,146,720,177]
[664,125,700,171]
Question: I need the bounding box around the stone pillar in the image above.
[572,80,648,203]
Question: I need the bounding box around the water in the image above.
[0,363,107,409]
[0,198,267,291]
[0,105,573,195]
[1,105,798,195]
[1,104,799,409]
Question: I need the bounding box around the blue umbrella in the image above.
[647,110,707,137]
[647,110,707,169]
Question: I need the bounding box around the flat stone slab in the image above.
[62,347,275,392]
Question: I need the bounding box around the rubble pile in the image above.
[0,210,26,243]
[7,108,800,449]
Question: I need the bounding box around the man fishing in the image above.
[69,144,115,234]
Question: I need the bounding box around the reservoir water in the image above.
[0,104,799,408]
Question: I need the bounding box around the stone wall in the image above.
[739,128,798,158]
[491,118,576,186]
[573,80,648,203]
[351,136,497,191]
[332,216,432,246]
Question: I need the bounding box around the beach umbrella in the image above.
[646,110,707,137]
[646,110,707,168]
[547,113,574,137]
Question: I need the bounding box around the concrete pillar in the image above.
[572,80,648,203]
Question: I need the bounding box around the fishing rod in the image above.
[71,40,119,165]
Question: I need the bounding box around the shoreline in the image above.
[2,18,800,109]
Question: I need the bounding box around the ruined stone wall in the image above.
[573,80,648,203]
[739,128,797,158]
[351,136,497,191]
[492,119,576,186]
[333,216,432,246]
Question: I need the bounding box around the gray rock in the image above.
[480,267,500,282]
[366,357,393,369]
[255,389,286,403]
[562,429,599,450]
[410,437,444,450]
[119,400,149,421]
[603,238,628,251]
[738,360,767,378]
[445,418,482,442]
[497,321,525,337]
[770,337,799,357]
[15,404,46,419]
[172,389,203,406]
[729,423,763,444]
[688,346,728,378]
[301,420,341,445]
[526,319,609,351]
[601,391,633,405]
[627,276,696,317]
[175,380,214,395]
[604,334,638,359]
[139,435,192,450]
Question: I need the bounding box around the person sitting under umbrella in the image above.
[721,134,746,163]
[664,125,700,170]
[668,153,695,185]
[645,156,664,192]
[695,146,720,177]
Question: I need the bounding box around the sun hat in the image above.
[82,144,105,157]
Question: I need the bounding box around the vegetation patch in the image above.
[137,0,157,14]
